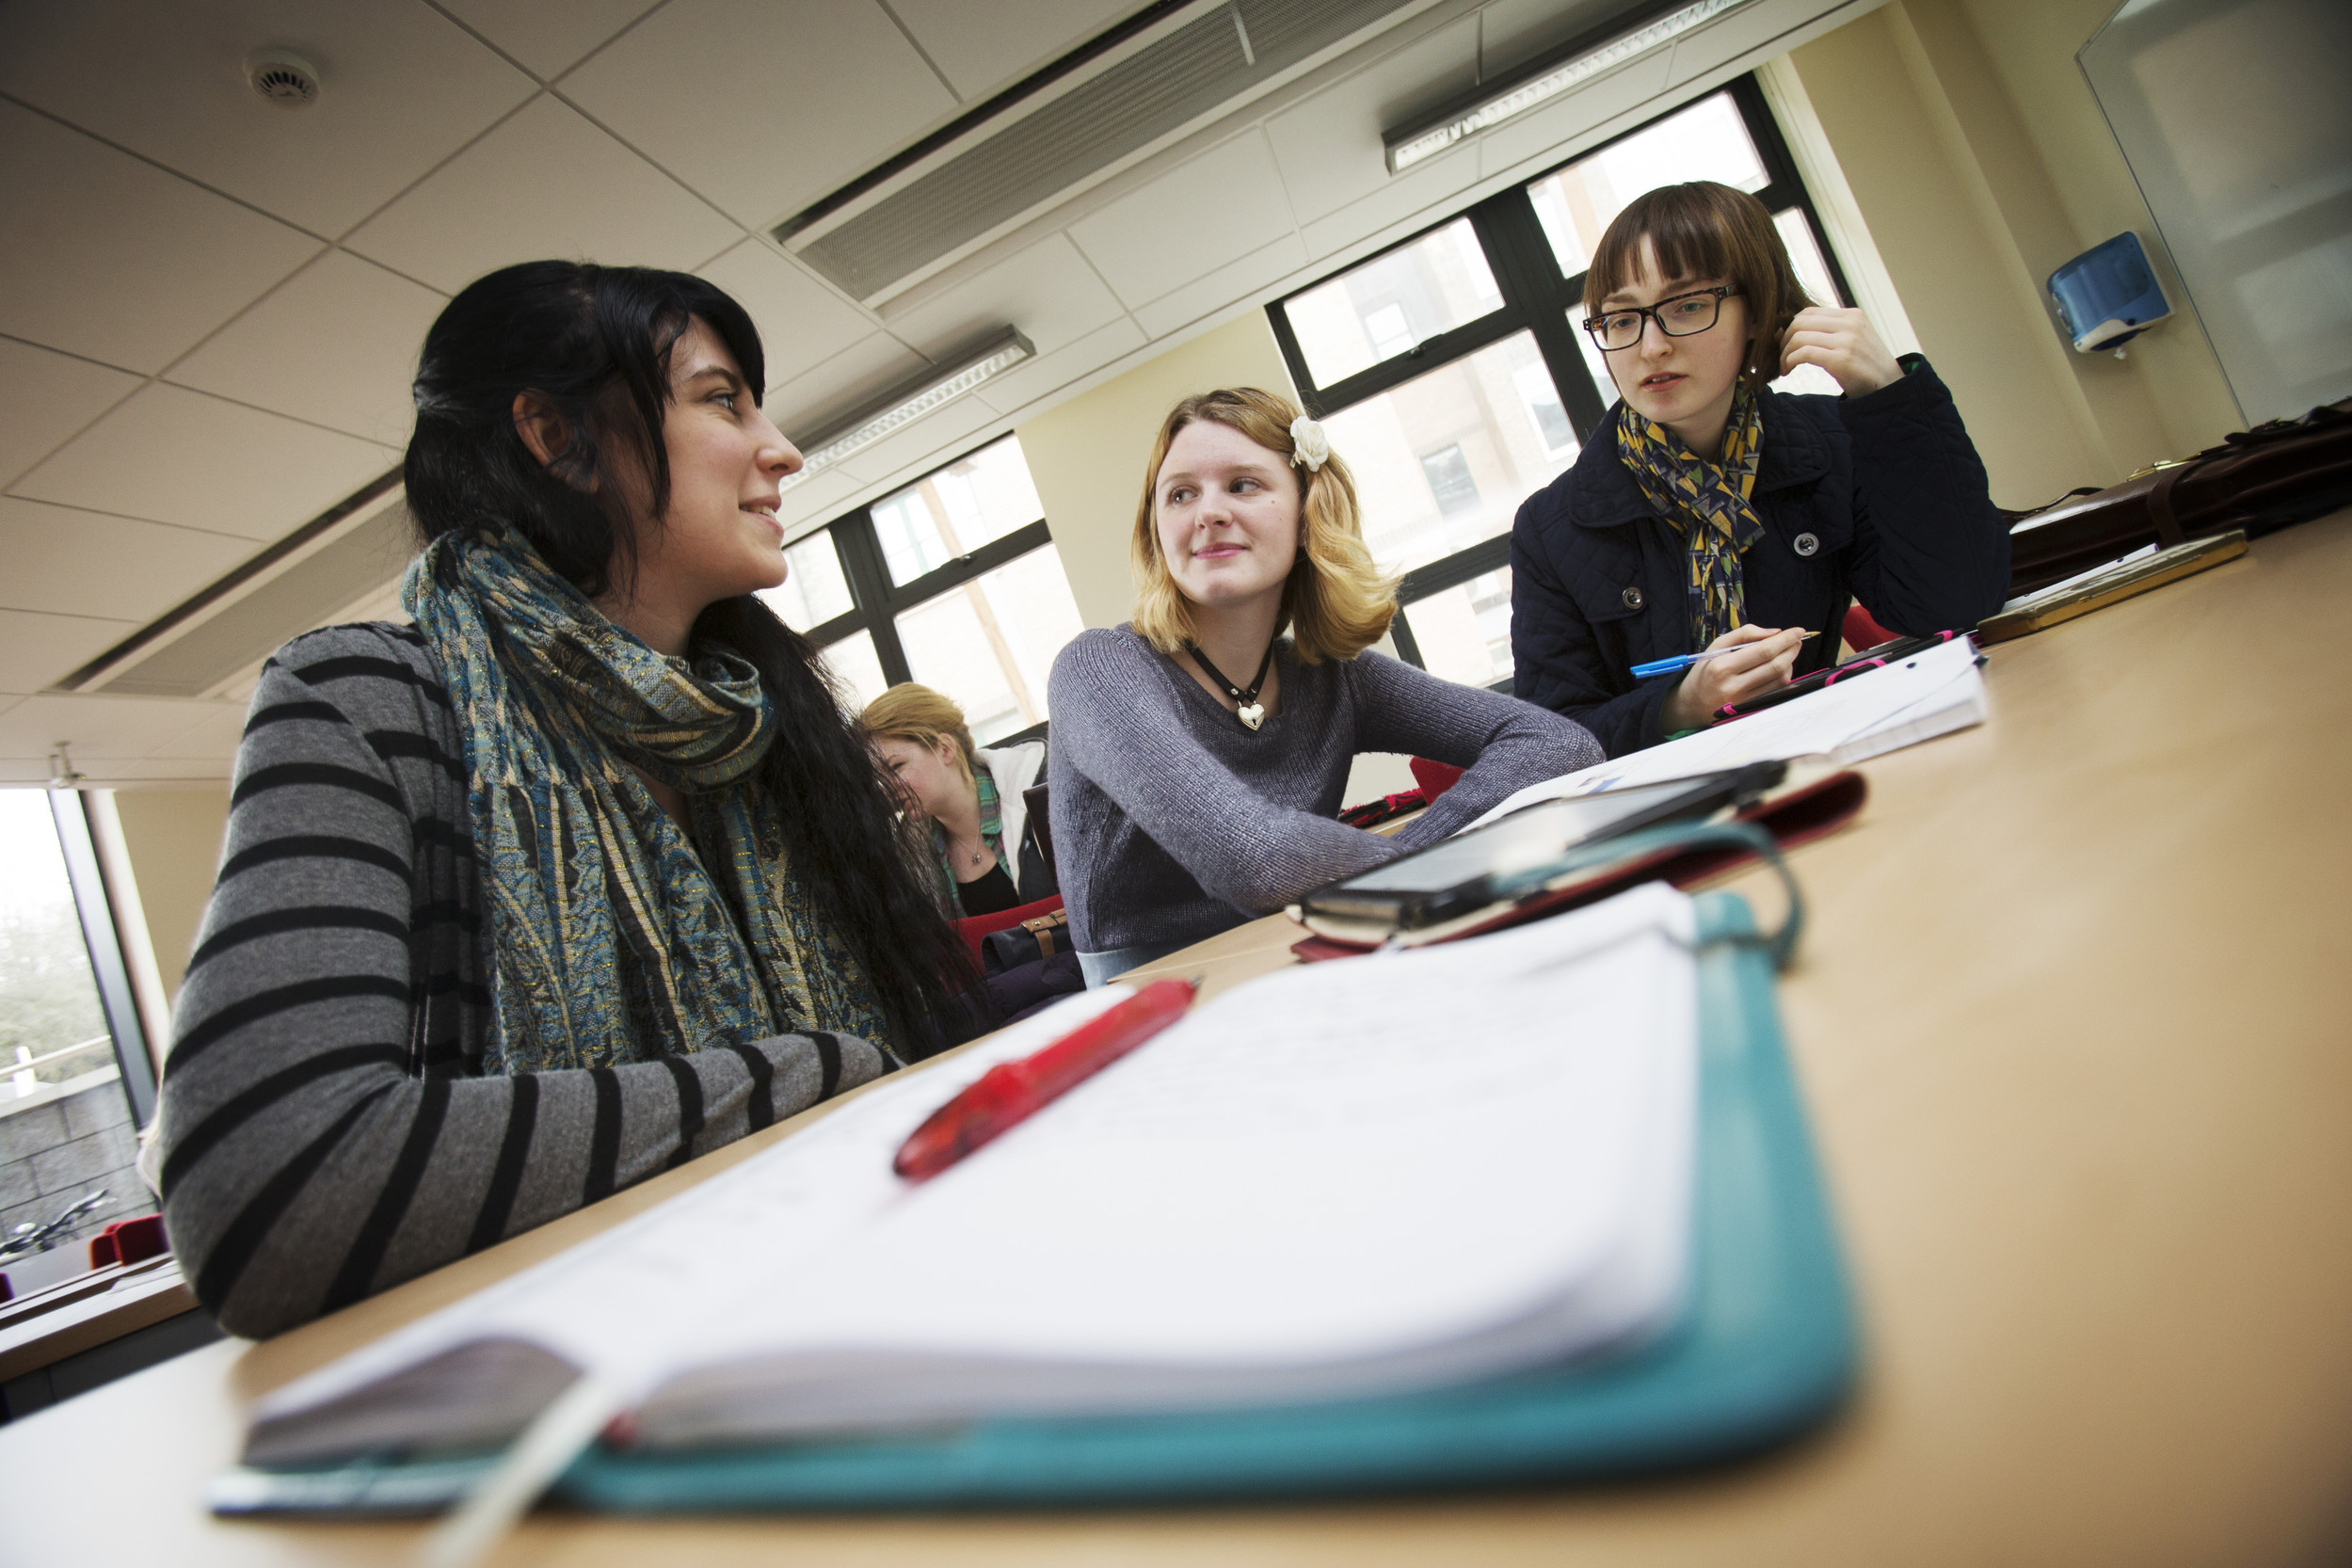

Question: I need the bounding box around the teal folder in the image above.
[214,888,1854,1516]
[558,889,1856,1512]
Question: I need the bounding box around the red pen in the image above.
[893,977,1199,1180]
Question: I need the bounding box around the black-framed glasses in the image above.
[1582,286,1737,352]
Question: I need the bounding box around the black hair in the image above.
[406,260,983,1059]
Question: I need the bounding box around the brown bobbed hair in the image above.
[1129,387,1397,664]
[1581,181,1815,387]
[859,683,977,786]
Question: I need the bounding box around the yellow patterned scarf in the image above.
[1618,381,1766,649]
[404,527,888,1071]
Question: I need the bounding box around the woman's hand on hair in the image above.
[1779,306,1902,397]
[1659,624,1804,733]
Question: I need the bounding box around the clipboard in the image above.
[215,890,1854,1515]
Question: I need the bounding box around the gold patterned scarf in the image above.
[404,527,888,1071]
[1618,380,1766,649]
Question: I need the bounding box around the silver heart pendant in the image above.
[1237,702,1265,730]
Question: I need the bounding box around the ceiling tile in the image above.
[1476,52,1672,178]
[1479,0,1647,81]
[0,694,230,761]
[696,242,877,392]
[1068,133,1297,308]
[766,332,930,443]
[1296,142,1480,264]
[10,384,399,542]
[143,702,253,761]
[775,468,866,536]
[883,233,1126,361]
[885,0,1143,100]
[0,338,143,489]
[341,94,743,294]
[436,0,664,79]
[0,609,139,697]
[0,98,322,375]
[1132,233,1309,341]
[0,499,254,624]
[558,0,956,228]
[165,249,445,447]
[1263,16,1479,226]
[0,0,537,237]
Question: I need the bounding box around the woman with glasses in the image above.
[1510,181,2008,755]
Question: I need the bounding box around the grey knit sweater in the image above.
[152,624,888,1339]
[1047,628,1604,954]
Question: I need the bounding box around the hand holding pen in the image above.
[1653,626,1815,732]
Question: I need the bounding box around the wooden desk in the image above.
[5,512,2348,1568]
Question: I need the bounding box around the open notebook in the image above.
[242,885,1707,1469]
[1470,634,1987,829]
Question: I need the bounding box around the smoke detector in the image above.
[246,48,320,109]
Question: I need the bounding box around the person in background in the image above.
[860,683,1054,920]
[1511,181,2008,756]
[1048,387,1604,987]
[150,262,975,1338]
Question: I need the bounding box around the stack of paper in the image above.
[1471,636,1987,827]
[243,885,1705,1464]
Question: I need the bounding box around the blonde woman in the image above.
[1047,387,1603,985]
[861,683,1053,919]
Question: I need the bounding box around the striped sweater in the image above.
[152,624,888,1339]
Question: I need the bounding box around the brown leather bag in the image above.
[2006,398,2352,595]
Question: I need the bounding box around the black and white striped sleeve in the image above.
[152,628,888,1340]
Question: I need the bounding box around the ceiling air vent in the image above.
[777,0,1420,304]
[59,474,414,700]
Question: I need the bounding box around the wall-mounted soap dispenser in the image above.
[2047,232,2172,358]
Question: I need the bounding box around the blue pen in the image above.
[1630,632,1818,680]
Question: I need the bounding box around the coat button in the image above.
[1621,585,1645,609]
[1793,532,1821,557]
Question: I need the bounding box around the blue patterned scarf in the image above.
[1618,381,1766,649]
[404,528,889,1071]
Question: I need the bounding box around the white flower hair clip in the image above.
[1289,414,1331,473]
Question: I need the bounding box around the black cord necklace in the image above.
[1185,634,1279,731]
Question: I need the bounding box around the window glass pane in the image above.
[1767,207,1848,398]
[867,435,1046,587]
[895,544,1086,745]
[758,531,855,632]
[818,630,889,713]
[1,792,146,1269]
[1280,217,1506,389]
[1573,309,1624,414]
[1402,568,1515,690]
[1525,93,1768,279]
[1320,331,1579,577]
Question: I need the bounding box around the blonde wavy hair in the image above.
[859,683,976,786]
[1129,387,1397,663]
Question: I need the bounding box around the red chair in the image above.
[1841,603,1898,653]
[951,893,1065,968]
[1410,758,1466,802]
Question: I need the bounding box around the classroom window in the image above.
[762,434,1081,745]
[1270,77,1851,692]
[0,792,154,1273]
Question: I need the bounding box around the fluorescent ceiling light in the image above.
[1384,0,1752,173]
[781,329,1034,488]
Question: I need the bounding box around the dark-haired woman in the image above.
[1511,181,2009,756]
[151,261,976,1337]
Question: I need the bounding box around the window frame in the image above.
[1267,75,1854,686]
[789,437,1065,747]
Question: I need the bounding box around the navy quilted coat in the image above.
[1510,358,2008,756]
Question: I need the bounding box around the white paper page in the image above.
[253,988,1137,1424]
[1468,637,1984,829]
[260,886,1701,1444]
[649,884,1698,1429]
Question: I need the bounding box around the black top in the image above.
[954,860,1023,918]
[1508,358,2010,757]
